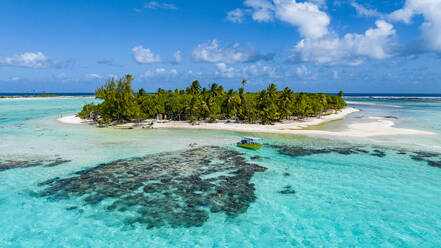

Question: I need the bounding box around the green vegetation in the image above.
[38,94,58,97]
[79,74,346,124]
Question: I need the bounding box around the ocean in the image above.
[0,95,440,247]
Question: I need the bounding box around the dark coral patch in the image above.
[371,150,386,158]
[271,145,364,157]
[408,151,441,168]
[38,146,267,229]
[410,151,440,162]
[279,186,296,194]
[271,144,392,160]
[427,160,441,168]
[0,158,70,171]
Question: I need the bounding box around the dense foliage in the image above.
[79,74,346,124]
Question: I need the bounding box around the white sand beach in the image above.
[152,112,433,138]
[57,115,92,124]
[346,101,404,108]
[58,107,434,137]
[152,107,360,131]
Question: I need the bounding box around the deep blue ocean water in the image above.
[0,95,440,247]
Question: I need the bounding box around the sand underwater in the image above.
[1,96,441,247]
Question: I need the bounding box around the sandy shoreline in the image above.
[56,107,434,137]
[346,101,404,108]
[151,107,359,130]
[58,115,93,124]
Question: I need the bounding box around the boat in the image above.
[142,123,154,129]
[237,137,263,150]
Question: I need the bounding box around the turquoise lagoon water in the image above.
[0,97,441,247]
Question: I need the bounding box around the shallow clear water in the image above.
[1,97,441,247]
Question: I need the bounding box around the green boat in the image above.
[237,137,263,150]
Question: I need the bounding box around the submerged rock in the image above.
[37,177,60,186]
[427,160,441,168]
[279,186,296,194]
[37,146,267,229]
[0,158,70,171]
[409,151,441,168]
[279,189,296,194]
[414,151,440,158]
[271,145,365,158]
[371,150,386,158]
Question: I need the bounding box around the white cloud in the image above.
[351,2,385,18]
[173,50,182,64]
[292,20,396,65]
[215,63,242,78]
[273,0,330,39]
[132,46,161,63]
[187,70,202,76]
[86,73,102,79]
[1,52,50,68]
[245,0,275,22]
[389,0,441,52]
[332,70,338,79]
[10,77,21,81]
[244,0,329,39]
[144,68,178,78]
[215,62,279,78]
[192,40,269,64]
[296,65,311,77]
[144,1,177,10]
[243,63,278,78]
[310,0,326,8]
[226,8,245,23]
[236,0,397,65]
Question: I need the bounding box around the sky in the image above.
[1,0,441,93]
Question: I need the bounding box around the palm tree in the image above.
[222,89,240,119]
[209,83,218,95]
[240,79,250,122]
[277,87,294,120]
[266,83,277,103]
[189,80,201,95]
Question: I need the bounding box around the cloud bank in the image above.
[192,40,273,64]
[0,52,59,69]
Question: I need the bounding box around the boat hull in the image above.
[237,143,262,150]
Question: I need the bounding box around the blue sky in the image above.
[1,0,440,93]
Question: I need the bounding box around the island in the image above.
[77,74,348,126]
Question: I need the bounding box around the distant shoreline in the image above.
[0,96,94,100]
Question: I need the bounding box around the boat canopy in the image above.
[240,137,262,144]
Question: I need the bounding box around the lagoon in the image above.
[1,96,441,247]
